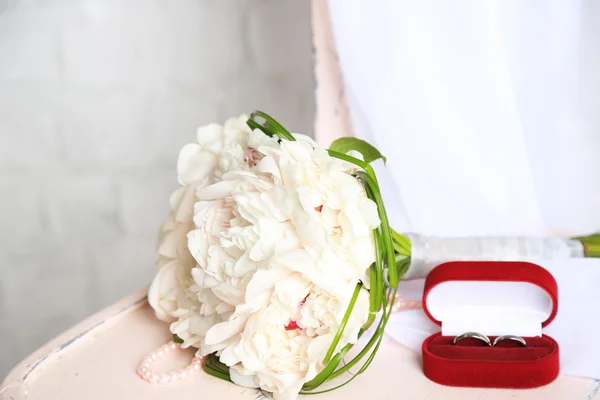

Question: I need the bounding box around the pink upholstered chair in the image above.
[2,2,597,399]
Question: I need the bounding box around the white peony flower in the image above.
[148,115,252,348]
[225,281,370,400]
[149,116,380,399]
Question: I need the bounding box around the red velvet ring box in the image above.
[421,261,559,388]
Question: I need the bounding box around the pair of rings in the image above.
[453,332,527,347]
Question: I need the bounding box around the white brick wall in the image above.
[0,0,313,376]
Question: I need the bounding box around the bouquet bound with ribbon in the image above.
[145,112,599,400]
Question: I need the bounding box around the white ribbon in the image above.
[404,234,584,280]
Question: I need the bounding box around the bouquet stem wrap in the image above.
[404,234,586,280]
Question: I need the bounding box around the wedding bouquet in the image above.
[148,112,599,399]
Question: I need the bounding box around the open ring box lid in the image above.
[421,261,559,388]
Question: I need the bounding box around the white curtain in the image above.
[328,0,600,379]
[328,0,600,238]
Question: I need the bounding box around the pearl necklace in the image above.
[138,342,202,384]
[138,294,420,384]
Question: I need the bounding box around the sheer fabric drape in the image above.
[326,0,600,379]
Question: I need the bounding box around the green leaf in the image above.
[203,354,233,383]
[329,137,386,164]
[247,111,296,142]
[172,334,184,344]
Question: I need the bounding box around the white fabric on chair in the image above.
[328,0,600,379]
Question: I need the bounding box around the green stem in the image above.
[372,227,384,310]
[358,171,397,287]
[302,344,352,391]
[323,283,362,364]
[305,285,398,394]
[203,355,233,382]
[574,233,600,257]
[391,229,411,256]
[360,181,384,314]
[365,264,378,329]
[327,313,386,380]
[585,244,600,257]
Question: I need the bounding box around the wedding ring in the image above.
[453,332,492,346]
[492,335,527,347]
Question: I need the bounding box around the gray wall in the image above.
[0,0,313,377]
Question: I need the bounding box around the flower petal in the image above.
[204,314,248,345]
